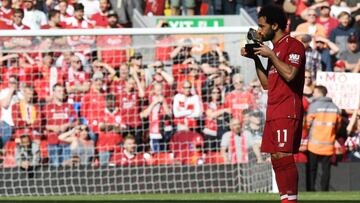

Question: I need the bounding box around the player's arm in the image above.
[269,52,298,82]
[253,56,269,89]
[254,44,302,82]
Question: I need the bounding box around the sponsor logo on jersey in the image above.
[288,53,300,64]
[278,143,285,147]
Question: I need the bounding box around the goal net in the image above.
[0,27,272,196]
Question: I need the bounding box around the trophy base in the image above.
[245,43,261,57]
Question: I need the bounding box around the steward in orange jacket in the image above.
[305,85,341,191]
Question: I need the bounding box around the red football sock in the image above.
[281,199,289,203]
[272,156,299,202]
[271,158,287,200]
[281,200,297,203]
[282,155,298,202]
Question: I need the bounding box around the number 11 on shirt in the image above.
[277,129,287,143]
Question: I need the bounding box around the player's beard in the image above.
[262,28,275,42]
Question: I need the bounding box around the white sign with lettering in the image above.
[316,72,360,110]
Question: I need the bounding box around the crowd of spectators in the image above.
[0,0,359,173]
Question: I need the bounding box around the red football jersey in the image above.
[109,78,127,95]
[34,66,65,101]
[225,91,254,121]
[90,12,108,27]
[66,68,90,103]
[117,91,142,127]
[80,89,106,133]
[266,34,305,121]
[0,7,14,25]
[144,0,166,16]
[203,102,225,136]
[12,102,42,140]
[44,102,77,145]
[169,131,204,164]
[1,65,40,87]
[316,17,338,37]
[110,147,145,166]
[97,109,124,152]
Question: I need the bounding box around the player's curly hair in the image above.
[258,4,288,31]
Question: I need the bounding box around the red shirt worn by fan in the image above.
[34,65,65,101]
[90,12,108,27]
[44,102,77,145]
[110,78,127,95]
[266,34,305,121]
[80,89,106,133]
[66,67,91,103]
[225,91,254,122]
[203,102,225,136]
[110,147,145,166]
[117,91,142,128]
[1,65,40,87]
[12,101,42,141]
[169,130,204,165]
[97,109,125,152]
[0,7,14,25]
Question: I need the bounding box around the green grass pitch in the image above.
[0,192,359,202]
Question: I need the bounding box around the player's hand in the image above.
[240,47,249,57]
[241,47,258,60]
[253,44,274,58]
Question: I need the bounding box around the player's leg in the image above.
[271,152,298,203]
[283,119,302,202]
[262,119,302,203]
[261,121,288,202]
[270,153,290,202]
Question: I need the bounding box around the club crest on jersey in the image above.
[288,53,300,64]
